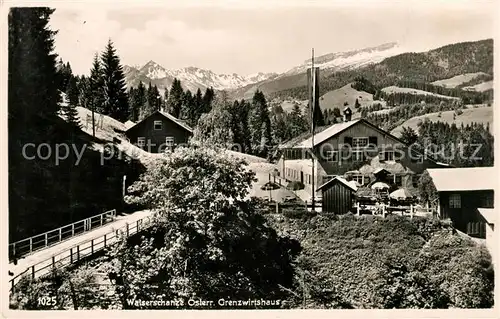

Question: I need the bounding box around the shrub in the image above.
[283,207,308,219]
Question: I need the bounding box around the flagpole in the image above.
[311,48,315,213]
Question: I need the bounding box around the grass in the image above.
[431,72,489,88]
[381,86,460,100]
[462,80,494,92]
[319,83,377,111]
[390,106,493,137]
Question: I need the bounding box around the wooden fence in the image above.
[9,209,117,261]
[9,214,151,292]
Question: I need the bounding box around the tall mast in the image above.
[311,48,315,212]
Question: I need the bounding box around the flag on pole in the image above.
[307,66,320,131]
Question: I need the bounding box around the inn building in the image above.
[276,107,445,200]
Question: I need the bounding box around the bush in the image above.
[283,207,308,219]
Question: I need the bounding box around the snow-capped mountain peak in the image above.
[123,62,277,92]
[139,60,169,80]
[283,42,405,76]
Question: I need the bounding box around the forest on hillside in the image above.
[8,8,145,242]
[269,39,493,101]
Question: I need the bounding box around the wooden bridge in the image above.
[8,209,153,292]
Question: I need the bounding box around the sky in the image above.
[46,0,497,76]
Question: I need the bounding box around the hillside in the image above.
[261,39,493,101]
[463,80,494,92]
[381,86,460,100]
[431,72,490,88]
[391,106,493,137]
[319,83,378,111]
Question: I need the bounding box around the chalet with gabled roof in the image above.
[277,108,445,199]
[125,111,193,153]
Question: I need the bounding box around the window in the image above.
[165,136,174,146]
[154,120,162,130]
[480,193,494,208]
[449,194,461,209]
[384,151,395,161]
[351,174,364,185]
[137,137,145,147]
[353,137,369,148]
[326,151,338,162]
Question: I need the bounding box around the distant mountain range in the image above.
[282,42,403,76]
[123,39,493,101]
[123,61,278,93]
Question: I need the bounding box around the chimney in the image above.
[343,106,352,122]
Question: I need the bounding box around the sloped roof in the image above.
[126,111,193,133]
[478,208,495,224]
[277,125,330,149]
[295,119,362,148]
[427,167,497,192]
[317,176,358,192]
[124,120,136,129]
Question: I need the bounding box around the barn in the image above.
[317,176,358,214]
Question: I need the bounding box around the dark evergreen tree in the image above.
[146,82,161,112]
[248,90,272,157]
[88,53,105,113]
[180,90,195,126]
[127,87,139,122]
[62,76,81,127]
[400,126,418,145]
[101,39,129,122]
[193,88,204,125]
[166,78,184,118]
[202,87,215,114]
[163,88,169,110]
[9,7,60,124]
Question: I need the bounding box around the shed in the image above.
[317,176,357,214]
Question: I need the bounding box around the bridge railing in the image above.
[9,214,152,292]
[9,209,117,260]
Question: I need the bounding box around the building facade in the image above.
[125,111,193,153]
[427,167,496,238]
[277,109,442,198]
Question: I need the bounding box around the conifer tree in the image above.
[62,76,81,127]
[163,88,169,111]
[180,90,195,126]
[193,88,204,124]
[9,7,60,125]
[248,90,272,157]
[89,53,105,113]
[101,39,129,122]
[202,87,215,114]
[166,78,184,118]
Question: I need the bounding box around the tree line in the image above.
[8,8,144,242]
